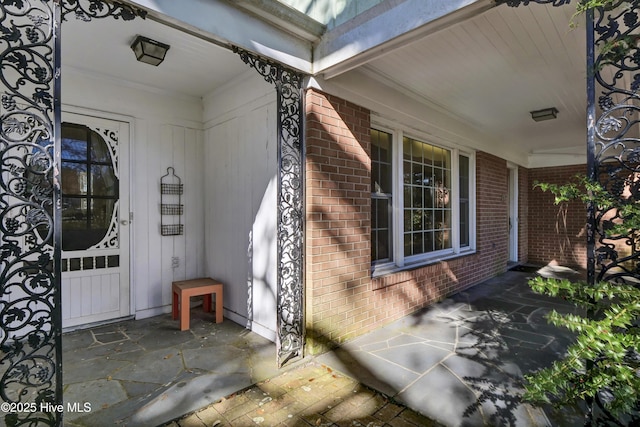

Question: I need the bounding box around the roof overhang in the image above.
[313,0,495,77]
[127,0,317,73]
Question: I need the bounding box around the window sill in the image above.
[371,249,477,279]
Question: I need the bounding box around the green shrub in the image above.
[523,276,640,417]
[523,175,640,421]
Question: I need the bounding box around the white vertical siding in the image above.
[133,119,152,315]
[59,69,272,330]
[204,73,278,341]
[62,71,206,321]
[185,128,206,279]
[157,124,173,309]
[134,120,205,316]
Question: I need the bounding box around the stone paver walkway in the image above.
[64,266,589,426]
[63,310,281,426]
[165,361,440,427]
[316,267,586,427]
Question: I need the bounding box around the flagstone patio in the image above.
[63,265,588,426]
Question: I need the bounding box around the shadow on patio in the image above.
[316,267,587,427]
[64,267,587,427]
[62,309,281,426]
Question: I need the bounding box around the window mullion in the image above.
[393,129,404,267]
[470,152,477,251]
[451,149,460,253]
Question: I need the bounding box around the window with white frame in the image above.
[371,129,393,262]
[371,127,475,271]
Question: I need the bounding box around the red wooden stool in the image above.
[172,278,223,331]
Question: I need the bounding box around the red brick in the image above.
[305,89,516,353]
[528,165,586,268]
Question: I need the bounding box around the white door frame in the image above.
[60,109,134,328]
[507,163,518,263]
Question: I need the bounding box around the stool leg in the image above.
[172,291,179,320]
[203,294,212,312]
[215,289,223,323]
[180,293,190,331]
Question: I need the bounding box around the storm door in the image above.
[60,113,130,328]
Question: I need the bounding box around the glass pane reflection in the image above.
[62,162,88,195]
[91,199,115,230]
[61,123,118,251]
[91,132,111,162]
[91,165,118,196]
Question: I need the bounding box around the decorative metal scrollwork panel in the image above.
[233,47,305,367]
[497,0,572,6]
[0,1,61,426]
[60,0,146,22]
[501,0,640,424]
[590,0,640,287]
[87,126,120,250]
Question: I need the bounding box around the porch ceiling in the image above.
[62,1,588,165]
[329,2,588,165]
[62,11,247,99]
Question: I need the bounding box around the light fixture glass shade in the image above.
[530,107,558,122]
[131,35,170,66]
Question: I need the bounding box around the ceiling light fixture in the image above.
[131,35,170,66]
[530,107,559,122]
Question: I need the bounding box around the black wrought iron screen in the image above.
[587,0,640,287]
[233,47,305,368]
[0,1,61,426]
[585,5,640,421]
[498,0,640,290]
[500,0,640,424]
[59,0,146,21]
[0,1,144,426]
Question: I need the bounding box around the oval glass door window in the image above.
[61,123,118,251]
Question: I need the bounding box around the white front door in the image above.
[61,112,130,328]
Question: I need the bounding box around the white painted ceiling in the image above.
[358,2,588,159]
[61,2,588,161]
[61,12,247,99]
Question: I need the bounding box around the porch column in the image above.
[499,0,640,288]
[233,47,305,367]
[585,1,640,286]
[0,1,146,425]
[0,1,62,425]
[500,0,640,423]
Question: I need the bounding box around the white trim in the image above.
[527,153,587,168]
[62,70,204,129]
[135,305,172,320]
[64,107,137,319]
[507,162,519,263]
[468,151,477,252]
[315,0,493,77]
[373,114,471,153]
[371,120,477,274]
[128,0,313,73]
[451,151,460,253]
[66,65,203,105]
[223,310,276,343]
[393,128,404,267]
[308,73,530,168]
[63,104,135,126]
[372,249,477,278]
[60,111,135,324]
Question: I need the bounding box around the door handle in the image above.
[120,220,129,226]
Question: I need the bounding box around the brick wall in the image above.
[305,88,512,354]
[528,164,587,268]
[305,89,371,353]
[476,152,510,276]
